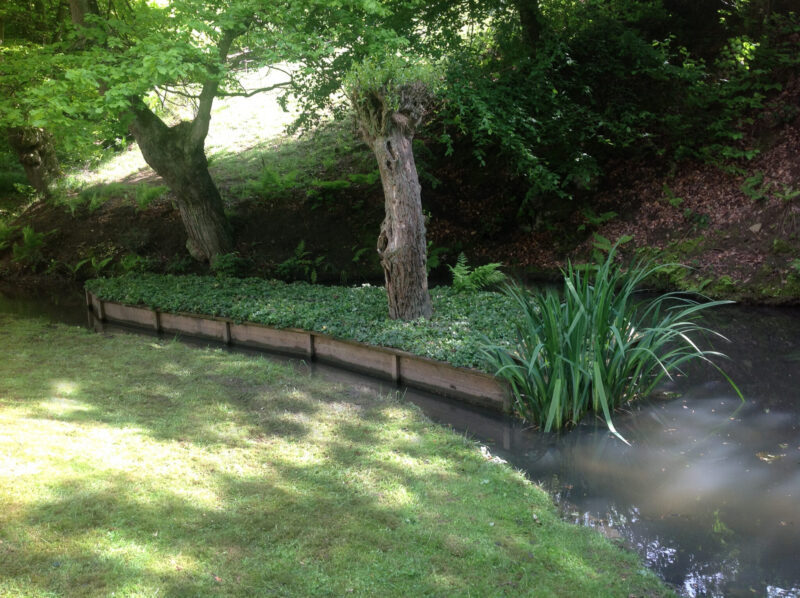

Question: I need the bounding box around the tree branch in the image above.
[217,80,292,98]
[190,28,237,146]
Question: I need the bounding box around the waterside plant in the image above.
[482,245,741,443]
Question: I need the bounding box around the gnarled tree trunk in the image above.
[352,80,433,321]
[128,101,233,261]
[68,1,235,262]
[7,127,60,198]
[372,127,433,320]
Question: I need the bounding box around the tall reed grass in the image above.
[482,246,740,444]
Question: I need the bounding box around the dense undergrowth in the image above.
[86,274,519,370]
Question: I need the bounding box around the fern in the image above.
[448,253,506,292]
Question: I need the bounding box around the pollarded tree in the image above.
[346,59,436,320]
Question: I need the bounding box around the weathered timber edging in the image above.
[86,291,510,413]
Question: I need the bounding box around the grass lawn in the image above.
[0,315,672,597]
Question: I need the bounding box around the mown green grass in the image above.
[0,315,672,597]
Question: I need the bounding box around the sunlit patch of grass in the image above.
[0,315,672,597]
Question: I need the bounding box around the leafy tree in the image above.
[0,0,68,197]
[437,0,799,226]
[3,0,482,263]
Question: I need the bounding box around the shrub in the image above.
[276,240,326,283]
[481,245,740,443]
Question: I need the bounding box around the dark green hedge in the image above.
[86,274,519,371]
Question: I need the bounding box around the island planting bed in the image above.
[86,275,517,411]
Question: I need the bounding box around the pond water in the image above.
[2,287,798,597]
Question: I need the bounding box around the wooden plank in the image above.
[313,335,397,380]
[159,312,228,341]
[230,322,311,356]
[102,301,158,329]
[90,294,105,320]
[399,355,508,411]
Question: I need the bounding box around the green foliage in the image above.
[448,253,507,292]
[306,178,352,209]
[426,242,449,273]
[774,184,800,202]
[345,55,440,113]
[481,244,740,442]
[346,170,380,186]
[578,208,617,232]
[85,274,521,370]
[165,255,194,275]
[11,225,46,267]
[351,245,372,264]
[662,184,684,208]
[276,240,327,283]
[0,220,19,252]
[210,252,250,278]
[740,171,772,201]
[89,255,114,276]
[250,166,301,202]
[119,253,155,274]
[437,3,800,217]
[440,4,683,215]
[0,170,28,195]
[134,184,168,212]
[771,238,793,254]
[56,194,87,217]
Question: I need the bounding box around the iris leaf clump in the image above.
[482,245,740,443]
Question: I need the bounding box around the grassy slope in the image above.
[0,315,671,597]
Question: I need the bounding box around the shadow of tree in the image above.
[1,320,668,597]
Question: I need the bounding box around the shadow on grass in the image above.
[4,420,644,597]
[0,319,669,596]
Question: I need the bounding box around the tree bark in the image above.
[371,127,433,320]
[68,0,98,27]
[7,127,60,198]
[128,101,233,261]
[514,0,543,53]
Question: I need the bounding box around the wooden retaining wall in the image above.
[85,291,510,413]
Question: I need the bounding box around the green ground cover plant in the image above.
[86,275,519,370]
[448,253,507,293]
[482,246,739,443]
[0,315,671,597]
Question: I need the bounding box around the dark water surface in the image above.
[2,287,799,597]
